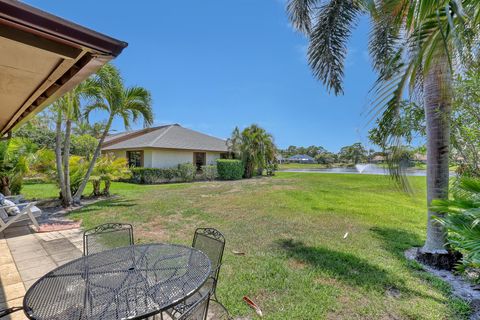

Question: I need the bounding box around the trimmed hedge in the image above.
[177,163,196,182]
[130,163,197,184]
[130,167,177,184]
[216,159,244,180]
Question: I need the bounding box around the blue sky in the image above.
[27,1,378,152]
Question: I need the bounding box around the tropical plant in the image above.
[286,0,480,264]
[0,138,37,195]
[233,124,276,178]
[73,118,106,139]
[90,154,130,196]
[51,79,99,206]
[74,63,153,203]
[433,178,480,271]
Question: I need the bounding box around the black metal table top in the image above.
[23,243,211,320]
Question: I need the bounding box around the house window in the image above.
[193,152,206,171]
[127,150,143,167]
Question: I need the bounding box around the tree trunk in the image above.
[63,119,73,206]
[419,52,452,266]
[1,176,11,196]
[55,110,68,205]
[92,180,101,196]
[103,180,111,196]
[73,116,113,204]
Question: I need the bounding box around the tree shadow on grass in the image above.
[369,226,423,259]
[276,237,448,305]
[72,198,138,215]
[275,238,399,290]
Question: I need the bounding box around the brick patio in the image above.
[0,223,83,320]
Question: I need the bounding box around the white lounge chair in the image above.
[0,200,41,233]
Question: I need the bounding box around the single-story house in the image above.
[371,155,385,163]
[413,153,427,164]
[287,154,316,164]
[102,124,229,170]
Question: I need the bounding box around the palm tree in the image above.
[240,125,276,178]
[73,64,153,203]
[286,0,479,265]
[51,80,98,206]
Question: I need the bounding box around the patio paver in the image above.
[0,223,83,320]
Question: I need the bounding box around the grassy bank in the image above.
[22,173,470,319]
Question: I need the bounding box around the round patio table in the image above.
[23,243,211,320]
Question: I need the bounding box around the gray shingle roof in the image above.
[102,124,228,152]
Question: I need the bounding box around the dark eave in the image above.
[0,0,128,136]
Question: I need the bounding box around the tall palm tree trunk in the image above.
[420,52,452,263]
[55,110,67,204]
[73,116,113,204]
[63,119,73,206]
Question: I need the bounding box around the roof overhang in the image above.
[0,0,128,136]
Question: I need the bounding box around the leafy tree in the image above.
[71,134,98,160]
[338,143,367,164]
[226,126,242,159]
[13,113,55,149]
[450,67,480,177]
[73,64,153,203]
[315,152,337,165]
[369,101,425,148]
[286,0,480,263]
[0,138,37,195]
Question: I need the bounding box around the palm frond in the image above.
[307,0,361,95]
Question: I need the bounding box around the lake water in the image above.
[280,164,430,176]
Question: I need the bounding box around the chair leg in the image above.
[211,293,232,320]
[27,207,40,229]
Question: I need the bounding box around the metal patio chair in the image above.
[178,291,210,320]
[83,223,134,255]
[168,228,229,319]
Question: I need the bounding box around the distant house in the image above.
[287,154,315,164]
[413,153,427,164]
[276,154,286,164]
[371,155,385,163]
[102,124,228,170]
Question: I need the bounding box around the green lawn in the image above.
[22,174,470,319]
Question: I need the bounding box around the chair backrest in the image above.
[83,223,134,255]
[192,228,225,292]
[178,292,210,320]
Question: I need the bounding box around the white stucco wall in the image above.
[105,149,223,168]
[151,149,222,168]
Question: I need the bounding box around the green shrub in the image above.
[216,159,243,180]
[177,163,196,182]
[201,165,218,181]
[130,167,178,184]
[433,177,480,271]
